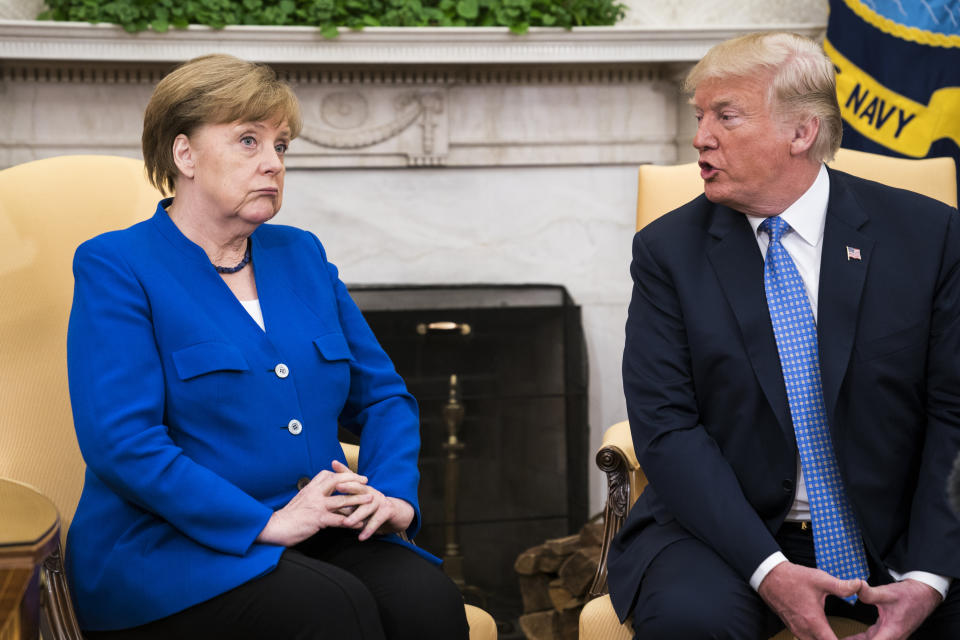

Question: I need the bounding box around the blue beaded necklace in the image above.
[213,239,251,274]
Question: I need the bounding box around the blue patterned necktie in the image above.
[760,216,869,600]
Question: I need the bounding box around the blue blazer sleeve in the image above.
[313,235,423,538]
[68,237,274,556]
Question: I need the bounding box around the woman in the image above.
[66,54,469,639]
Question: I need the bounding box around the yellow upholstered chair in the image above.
[0,155,496,640]
[581,149,958,640]
[0,154,161,640]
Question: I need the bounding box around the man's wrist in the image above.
[750,551,788,591]
[892,570,951,600]
[750,558,951,600]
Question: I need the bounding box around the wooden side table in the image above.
[0,479,61,640]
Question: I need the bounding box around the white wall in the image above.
[620,0,826,27]
[0,1,45,20]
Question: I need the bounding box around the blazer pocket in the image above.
[854,322,926,362]
[172,342,250,380]
[313,332,354,362]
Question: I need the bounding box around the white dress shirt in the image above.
[742,165,950,599]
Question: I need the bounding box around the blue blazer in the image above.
[607,169,960,619]
[66,200,430,630]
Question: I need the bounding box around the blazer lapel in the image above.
[151,207,274,344]
[706,204,793,438]
[818,170,873,431]
[249,231,304,340]
[250,231,327,340]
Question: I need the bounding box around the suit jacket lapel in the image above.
[706,204,793,438]
[818,169,873,432]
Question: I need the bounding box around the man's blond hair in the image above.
[685,32,842,163]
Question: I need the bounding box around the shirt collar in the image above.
[746,164,830,248]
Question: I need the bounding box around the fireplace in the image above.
[347,284,588,626]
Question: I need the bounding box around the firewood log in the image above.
[518,573,553,613]
[557,546,602,597]
[518,609,558,640]
[513,544,546,576]
[548,577,586,611]
[543,533,581,556]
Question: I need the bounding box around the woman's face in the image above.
[179,118,291,226]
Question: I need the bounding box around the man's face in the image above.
[692,74,797,216]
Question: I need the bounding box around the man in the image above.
[607,32,960,640]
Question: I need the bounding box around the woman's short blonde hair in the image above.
[684,32,842,163]
[142,54,303,195]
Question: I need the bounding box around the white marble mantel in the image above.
[0,19,825,169]
[0,20,825,64]
[1,16,826,511]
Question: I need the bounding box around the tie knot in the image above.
[759,216,790,244]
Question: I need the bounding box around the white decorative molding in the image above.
[299,89,448,166]
[0,20,825,65]
[0,63,666,86]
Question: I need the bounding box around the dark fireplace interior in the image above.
[346,284,589,631]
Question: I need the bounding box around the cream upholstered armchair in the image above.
[0,155,496,640]
[579,149,959,640]
[0,155,162,640]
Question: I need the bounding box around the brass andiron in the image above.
[439,374,486,606]
[441,373,467,586]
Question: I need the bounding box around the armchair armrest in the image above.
[587,421,647,597]
[341,442,360,472]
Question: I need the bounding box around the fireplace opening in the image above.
[347,284,589,631]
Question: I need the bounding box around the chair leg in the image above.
[39,542,83,640]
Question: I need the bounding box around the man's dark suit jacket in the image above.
[607,168,960,620]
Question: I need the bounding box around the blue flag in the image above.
[825,0,960,191]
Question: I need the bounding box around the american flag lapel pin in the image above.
[846,246,862,261]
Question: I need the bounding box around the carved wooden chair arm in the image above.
[588,420,647,597]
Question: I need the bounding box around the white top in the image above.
[742,165,950,598]
[238,298,265,331]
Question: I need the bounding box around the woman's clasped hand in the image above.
[257,461,415,547]
[331,460,416,540]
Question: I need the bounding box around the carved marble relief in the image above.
[297,88,448,167]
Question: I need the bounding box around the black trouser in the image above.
[85,528,470,640]
[630,522,960,639]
